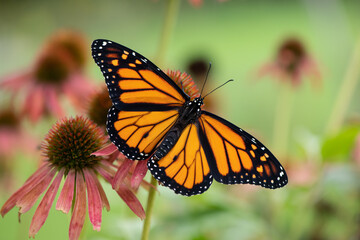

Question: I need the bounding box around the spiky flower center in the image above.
[43,116,105,173]
[167,70,200,100]
[87,88,112,128]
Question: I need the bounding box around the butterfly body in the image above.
[92,39,288,196]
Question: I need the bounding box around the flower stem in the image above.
[155,0,180,67]
[140,176,158,240]
[325,37,360,134]
[140,0,180,239]
[272,84,293,159]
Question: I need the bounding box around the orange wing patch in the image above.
[107,106,179,160]
[148,123,212,196]
[199,112,288,189]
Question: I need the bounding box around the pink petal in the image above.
[0,71,32,91]
[17,167,57,214]
[115,185,145,220]
[131,160,148,190]
[63,73,95,109]
[95,162,115,183]
[92,173,110,211]
[1,164,51,217]
[92,143,118,156]
[44,86,65,118]
[69,172,87,240]
[84,169,102,231]
[29,169,64,238]
[112,158,133,191]
[56,169,75,214]
[22,85,46,123]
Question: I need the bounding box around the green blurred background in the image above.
[0,0,359,239]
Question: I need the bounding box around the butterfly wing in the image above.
[148,122,213,196]
[198,111,288,189]
[92,39,190,160]
[92,39,189,109]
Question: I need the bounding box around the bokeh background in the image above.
[0,0,359,239]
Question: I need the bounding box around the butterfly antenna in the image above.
[200,62,212,96]
[203,79,234,99]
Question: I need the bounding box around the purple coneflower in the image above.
[0,30,94,123]
[258,37,321,88]
[1,116,145,239]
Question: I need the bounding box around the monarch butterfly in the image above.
[92,39,288,196]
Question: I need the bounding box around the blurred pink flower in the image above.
[0,107,38,191]
[353,133,360,168]
[188,0,228,8]
[286,160,318,186]
[257,38,321,88]
[0,30,95,123]
[86,86,113,129]
[1,116,145,240]
[0,107,36,158]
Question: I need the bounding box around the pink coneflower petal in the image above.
[69,173,87,240]
[56,169,75,214]
[29,169,64,238]
[92,143,118,156]
[91,171,110,211]
[0,71,32,90]
[63,74,95,109]
[22,85,46,123]
[112,158,133,191]
[17,167,57,214]
[94,164,114,183]
[44,86,65,118]
[115,185,145,220]
[1,164,50,216]
[131,160,148,190]
[84,169,102,231]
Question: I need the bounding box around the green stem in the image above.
[325,37,360,134]
[272,84,293,159]
[155,0,180,67]
[140,177,158,240]
[140,1,180,239]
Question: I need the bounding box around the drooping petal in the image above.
[115,185,145,220]
[44,86,65,118]
[1,164,51,217]
[29,169,64,238]
[83,169,102,231]
[69,172,87,240]
[23,84,46,123]
[17,167,57,214]
[131,160,148,190]
[92,143,118,156]
[89,169,110,211]
[56,169,75,214]
[112,158,133,191]
[95,163,115,183]
[0,71,32,91]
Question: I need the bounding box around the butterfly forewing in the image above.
[92,39,189,109]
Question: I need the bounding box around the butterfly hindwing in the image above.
[148,123,213,196]
[107,106,180,160]
[198,111,288,189]
[92,39,189,110]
